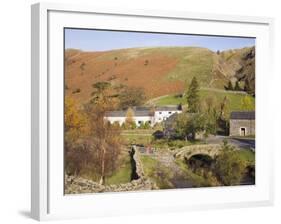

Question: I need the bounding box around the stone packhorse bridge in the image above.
[173,144,222,160]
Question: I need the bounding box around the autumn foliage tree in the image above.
[118,86,146,109]
[65,82,123,184]
[64,96,87,144]
[64,96,89,175]
[124,107,136,129]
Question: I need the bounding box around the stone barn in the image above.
[229,111,255,136]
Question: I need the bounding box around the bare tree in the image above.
[85,82,122,184]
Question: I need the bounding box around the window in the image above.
[168,111,172,114]
[138,121,142,124]
[148,121,151,124]
[159,112,162,114]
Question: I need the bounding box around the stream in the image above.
[129,147,140,181]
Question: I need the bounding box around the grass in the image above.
[174,158,216,187]
[121,133,152,145]
[151,139,201,150]
[139,47,223,88]
[154,89,255,116]
[235,149,255,166]
[162,48,214,86]
[105,152,132,185]
[140,155,173,189]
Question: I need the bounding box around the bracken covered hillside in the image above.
[65,46,255,103]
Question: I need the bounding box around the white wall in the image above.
[154,110,182,124]
[0,0,280,224]
[105,116,127,125]
[105,116,153,126]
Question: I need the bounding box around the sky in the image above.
[64,28,255,52]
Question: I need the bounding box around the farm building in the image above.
[104,106,182,127]
[229,111,255,136]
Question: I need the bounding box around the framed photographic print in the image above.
[31,2,274,221]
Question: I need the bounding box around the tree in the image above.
[64,97,91,176]
[244,79,250,92]
[118,86,146,109]
[185,77,200,113]
[234,81,241,91]
[226,80,233,90]
[85,82,122,184]
[139,121,150,129]
[203,109,218,138]
[174,113,205,141]
[89,111,122,184]
[125,107,136,129]
[202,96,216,113]
[218,96,229,120]
[64,96,87,143]
[200,96,219,138]
[216,96,230,135]
[91,82,110,104]
[241,95,255,111]
[114,56,118,66]
[80,62,86,75]
[214,140,246,185]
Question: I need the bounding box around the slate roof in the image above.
[230,111,255,120]
[105,105,181,117]
[134,110,151,116]
[105,109,152,117]
[104,111,126,117]
[155,106,180,111]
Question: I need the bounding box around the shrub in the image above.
[214,141,246,185]
[72,88,81,94]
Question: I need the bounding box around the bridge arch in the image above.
[186,153,214,170]
[174,144,222,160]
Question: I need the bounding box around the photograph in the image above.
[64,28,255,194]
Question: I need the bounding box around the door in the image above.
[240,127,246,136]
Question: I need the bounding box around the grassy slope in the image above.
[143,47,216,85]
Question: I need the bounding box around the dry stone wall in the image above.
[65,147,157,194]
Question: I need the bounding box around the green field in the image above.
[153,88,254,115]
[121,130,153,145]
[235,149,255,166]
[105,152,132,185]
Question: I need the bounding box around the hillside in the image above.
[65,46,255,104]
[149,88,254,117]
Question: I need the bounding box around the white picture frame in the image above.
[31,2,274,221]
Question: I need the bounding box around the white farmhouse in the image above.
[154,106,182,123]
[104,106,182,127]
